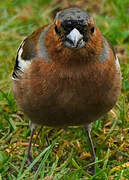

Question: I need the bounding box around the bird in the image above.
[12,8,121,175]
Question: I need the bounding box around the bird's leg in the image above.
[85,124,96,175]
[27,122,44,171]
[27,121,36,164]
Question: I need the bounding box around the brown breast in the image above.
[12,51,121,127]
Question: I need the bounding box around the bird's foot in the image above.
[27,154,40,171]
[86,163,96,176]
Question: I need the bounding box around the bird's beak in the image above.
[66,28,83,47]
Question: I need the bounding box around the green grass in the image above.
[0,0,129,179]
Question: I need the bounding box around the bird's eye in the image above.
[55,25,60,34]
[90,26,95,34]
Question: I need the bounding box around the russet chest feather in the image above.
[13,54,120,113]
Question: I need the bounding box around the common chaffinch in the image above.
[12,8,121,175]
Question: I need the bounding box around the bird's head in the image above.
[54,8,96,49]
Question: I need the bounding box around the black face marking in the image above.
[61,20,87,35]
[56,8,91,34]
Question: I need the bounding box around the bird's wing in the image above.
[12,25,50,80]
